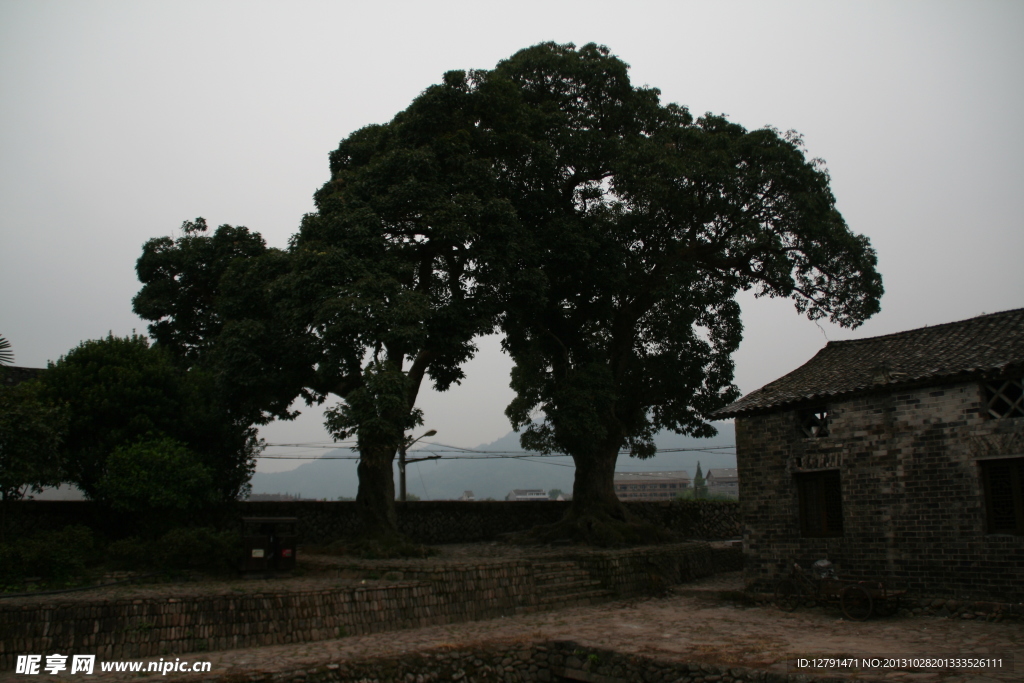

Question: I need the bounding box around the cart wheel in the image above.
[841,584,874,621]
[774,578,802,612]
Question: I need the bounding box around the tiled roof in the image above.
[0,365,45,388]
[714,308,1024,418]
[707,469,738,480]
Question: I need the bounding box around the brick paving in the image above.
[4,567,1020,682]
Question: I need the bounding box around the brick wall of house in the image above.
[737,380,1024,601]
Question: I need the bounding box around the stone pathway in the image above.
[5,571,1019,682]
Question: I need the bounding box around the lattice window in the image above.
[980,457,1024,535]
[984,378,1024,418]
[799,407,831,438]
[796,470,844,537]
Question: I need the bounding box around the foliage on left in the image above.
[0,373,67,502]
[39,333,260,507]
[0,525,96,588]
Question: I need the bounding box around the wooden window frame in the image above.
[795,470,844,538]
[979,457,1024,535]
[983,378,1024,419]
[799,406,831,438]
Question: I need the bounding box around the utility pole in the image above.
[399,429,437,502]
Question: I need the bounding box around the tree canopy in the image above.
[134,87,515,540]
[134,42,881,547]
[449,42,881,543]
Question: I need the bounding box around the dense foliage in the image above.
[435,43,881,542]
[134,94,513,538]
[0,376,67,502]
[40,334,258,503]
[133,42,881,545]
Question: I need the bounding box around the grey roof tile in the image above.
[714,308,1024,418]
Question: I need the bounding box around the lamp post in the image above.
[399,429,437,502]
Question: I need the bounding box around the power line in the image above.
[262,439,734,455]
[256,446,735,460]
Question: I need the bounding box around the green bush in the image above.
[105,536,153,571]
[158,527,241,573]
[0,525,95,588]
[96,437,217,519]
[107,527,241,575]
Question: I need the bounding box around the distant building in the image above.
[1,366,44,388]
[459,490,475,501]
[614,471,690,501]
[505,489,549,501]
[247,493,311,502]
[705,468,739,499]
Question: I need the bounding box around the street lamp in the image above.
[399,429,437,502]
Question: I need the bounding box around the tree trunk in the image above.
[354,442,399,539]
[568,444,628,524]
[511,432,676,547]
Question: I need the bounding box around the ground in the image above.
[2,546,1020,682]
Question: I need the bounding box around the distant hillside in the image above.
[249,422,735,501]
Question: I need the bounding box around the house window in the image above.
[980,457,1024,534]
[796,470,843,537]
[799,407,830,438]
[984,378,1024,418]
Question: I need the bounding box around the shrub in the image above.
[107,527,241,575]
[95,437,218,534]
[0,525,95,588]
[157,527,241,573]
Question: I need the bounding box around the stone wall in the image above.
[736,379,1024,602]
[7,500,741,545]
[0,544,715,669]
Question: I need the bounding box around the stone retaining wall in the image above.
[5,500,742,545]
[0,544,716,669]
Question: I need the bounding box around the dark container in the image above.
[240,517,297,572]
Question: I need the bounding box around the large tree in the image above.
[135,43,882,546]
[134,85,513,540]
[462,43,883,543]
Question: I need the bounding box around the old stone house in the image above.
[714,308,1024,602]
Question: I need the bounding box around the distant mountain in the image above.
[249,422,735,501]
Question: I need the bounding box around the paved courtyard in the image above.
[4,568,1019,682]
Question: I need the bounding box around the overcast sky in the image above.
[2,1,1022,473]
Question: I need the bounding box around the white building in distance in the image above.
[614,471,690,501]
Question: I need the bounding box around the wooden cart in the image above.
[774,562,906,621]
